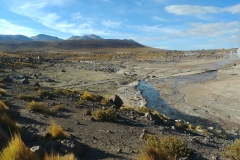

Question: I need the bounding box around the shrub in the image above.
[120,105,135,111]
[144,135,190,160]
[37,89,54,97]
[0,88,6,96]
[54,88,77,96]
[222,139,240,159]
[139,145,168,160]
[44,152,76,160]
[46,120,69,140]
[0,100,8,113]
[26,101,47,112]
[81,92,102,102]
[138,106,153,114]
[50,105,65,112]
[18,94,37,101]
[0,133,40,160]
[0,113,20,135]
[92,109,116,122]
[100,98,113,106]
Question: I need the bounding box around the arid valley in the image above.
[0,39,240,160]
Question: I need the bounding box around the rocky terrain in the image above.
[0,47,239,160]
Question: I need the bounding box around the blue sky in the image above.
[0,0,239,50]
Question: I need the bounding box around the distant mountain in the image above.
[68,34,103,40]
[0,35,33,42]
[31,34,63,41]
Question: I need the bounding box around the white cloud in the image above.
[137,25,180,34]
[179,21,240,37]
[165,4,240,15]
[224,4,240,14]
[72,12,82,20]
[151,15,168,22]
[6,0,112,36]
[101,20,121,28]
[0,19,37,36]
[165,5,221,15]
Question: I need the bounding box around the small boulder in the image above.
[111,95,123,109]
[30,146,44,157]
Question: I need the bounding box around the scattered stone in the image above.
[139,133,145,139]
[89,117,95,121]
[61,69,66,72]
[112,95,123,108]
[19,78,29,84]
[76,121,80,125]
[144,112,154,121]
[117,149,122,154]
[30,146,44,157]
[143,129,147,133]
[212,155,219,160]
[34,82,40,87]
[171,126,176,130]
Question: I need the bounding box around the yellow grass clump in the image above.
[37,89,54,97]
[50,105,65,112]
[92,109,116,122]
[81,92,102,102]
[139,145,168,160]
[46,120,69,140]
[120,105,135,111]
[142,135,191,160]
[222,139,240,159]
[26,101,47,112]
[18,94,37,101]
[0,100,8,113]
[0,113,20,135]
[0,88,6,96]
[0,133,40,160]
[44,152,76,160]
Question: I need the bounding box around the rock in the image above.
[139,133,145,139]
[59,139,84,156]
[76,121,80,125]
[171,126,176,130]
[19,78,29,84]
[144,112,154,121]
[89,117,95,121]
[61,70,66,72]
[111,95,123,108]
[130,116,136,120]
[143,129,147,133]
[211,155,219,160]
[117,149,122,154]
[34,82,40,87]
[30,146,44,157]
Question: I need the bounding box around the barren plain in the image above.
[0,47,239,159]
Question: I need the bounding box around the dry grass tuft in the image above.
[139,145,168,160]
[138,106,153,114]
[18,94,37,101]
[46,120,69,140]
[44,152,76,160]
[120,105,135,111]
[0,100,8,113]
[81,92,102,102]
[0,113,20,135]
[54,88,77,96]
[0,133,40,160]
[26,101,47,112]
[50,105,65,112]
[92,109,116,122]
[222,139,240,159]
[143,134,191,160]
[37,89,54,97]
[0,88,6,96]
[100,97,113,106]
